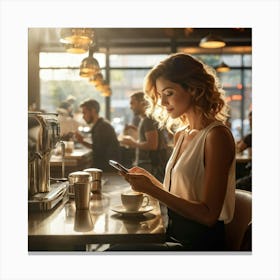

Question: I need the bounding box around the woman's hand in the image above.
[119,166,161,193]
[122,166,163,190]
[125,172,154,194]
[129,166,152,177]
[119,167,153,193]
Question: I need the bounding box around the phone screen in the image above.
[109,160,129,173]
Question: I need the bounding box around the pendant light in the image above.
[60,28,95,54]
[199,33,226,48]
[95,82,109,92]
[79,46,100,78]
[215,47,230,73]
[89,73,104,86]
[101,87,112,97]
[64,42,89,54]
[216,61,230,72]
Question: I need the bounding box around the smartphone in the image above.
[109,160,129,174]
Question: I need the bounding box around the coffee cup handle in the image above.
[142,195,149,207]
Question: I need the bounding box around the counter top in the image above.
[50,147,92,165]
[28,172,166,251]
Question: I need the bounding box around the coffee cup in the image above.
[121,191,149,212]
[65,141,74,154]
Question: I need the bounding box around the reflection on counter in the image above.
[90,192,110,214]
[74,210,94,232]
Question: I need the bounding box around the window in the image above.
[110,54,167,67]
[109,54,168,134]
[39,52,106,121]
[39,52,252,140]
[196,54,252,140]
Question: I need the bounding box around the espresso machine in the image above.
[28,111,69,211]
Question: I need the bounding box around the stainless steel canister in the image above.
[73,182,91,210]
[83,168,103,193]
[68,171,92,196]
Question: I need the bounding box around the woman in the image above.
[121,53,236,251]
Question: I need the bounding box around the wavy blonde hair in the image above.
[143,53,229,133]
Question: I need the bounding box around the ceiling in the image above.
[28,28,252,54]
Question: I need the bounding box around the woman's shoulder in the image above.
[206,122,235,150]
[207,121,233,136]
[204,122,235,165]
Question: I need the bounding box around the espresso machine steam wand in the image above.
[49,140,69,182]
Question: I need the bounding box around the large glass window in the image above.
[196,54,252,140]
[39,52,252,140]
[109,54,168,134]
[40,52,106,68]
[39,52,106,123]
[110,54,167,67]
[110,69,151,134]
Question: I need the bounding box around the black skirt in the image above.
[167,209,225,251]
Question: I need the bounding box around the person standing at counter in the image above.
[75,99,120,171]
[119,53,236,251]
[57,101,80,141]
[120,91,168,182]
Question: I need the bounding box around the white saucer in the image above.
[111,205,153,216]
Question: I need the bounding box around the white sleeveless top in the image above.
[163,121,235,224]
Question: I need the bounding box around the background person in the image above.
[57,101,80,141]
[236,110,252,191]
[236,110,252,156]
[75,99,120,171]
[65,95,77,118]
[120,91,169,182]
[116,53,236,251]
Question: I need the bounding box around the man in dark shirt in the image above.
[75,99,120,171]
[120,91,168,181]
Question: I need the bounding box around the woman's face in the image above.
[156,77,193,119]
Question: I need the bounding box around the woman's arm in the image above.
[127,126,235,227]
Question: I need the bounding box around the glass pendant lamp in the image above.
[216,61,230,72]
[199,33,226,48]
[89,73,104,86]
[60,28,95,54]
[79,47,100,78]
